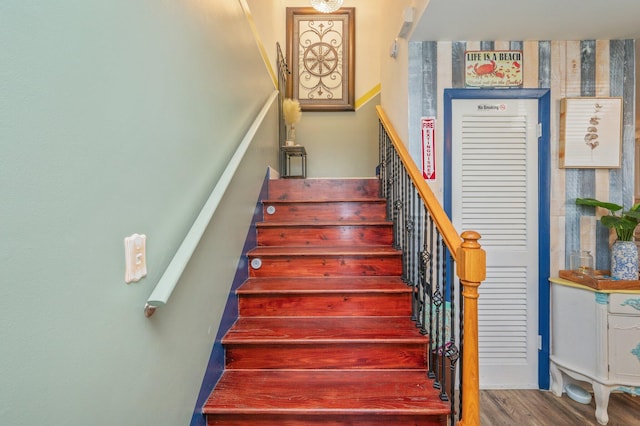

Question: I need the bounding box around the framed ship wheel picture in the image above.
[286,7,355,111]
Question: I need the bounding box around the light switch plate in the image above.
[125,233,147,283]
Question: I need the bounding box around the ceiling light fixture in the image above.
[310,0,343,13]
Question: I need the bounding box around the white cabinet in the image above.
[549,279,640,425]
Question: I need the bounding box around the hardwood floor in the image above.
[480,389,640,425]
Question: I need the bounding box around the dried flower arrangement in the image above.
[283,98,301,146]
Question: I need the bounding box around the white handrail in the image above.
[144,90,279,317]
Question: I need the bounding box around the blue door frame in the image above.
[443,88,551,389]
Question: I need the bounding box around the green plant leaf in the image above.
[600,215,626,228]
[575,197,623,212]
[575,197,640,241]
[624,210,640,220]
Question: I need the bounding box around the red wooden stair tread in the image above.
[223,316,429,343]
[237,276,411,294]
[267,178,380,200]
[203,370,450,415]
[262,198,387,204]
[256,220,392,227]
[248,245,401,256]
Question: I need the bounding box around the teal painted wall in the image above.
[0,1,277,424]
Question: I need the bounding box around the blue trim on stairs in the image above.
[189,169,270,426]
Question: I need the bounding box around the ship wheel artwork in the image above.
[286,7,355,111]
[303,42,339,78]
[300,40,341,99]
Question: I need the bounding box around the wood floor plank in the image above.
[480,389,640,425]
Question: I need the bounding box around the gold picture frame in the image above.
[286,7,355,111]
[559,97,623,168]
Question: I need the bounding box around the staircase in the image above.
[203,178,450,425]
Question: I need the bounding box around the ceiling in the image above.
[410,0,640,42]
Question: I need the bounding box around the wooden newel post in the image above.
[456,231,486,426]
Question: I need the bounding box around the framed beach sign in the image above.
[286,7,355,111]
[559,97,623,168]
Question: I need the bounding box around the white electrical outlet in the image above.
[124,233,147,283]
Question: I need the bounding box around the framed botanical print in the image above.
[286,7,355,111]
[559,97,623,168]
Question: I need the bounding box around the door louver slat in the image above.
[460,115,528,249]
[478,266,528,363]
[461,114,530,365]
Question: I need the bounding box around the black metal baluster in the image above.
[432,288,443,392]
[406,179,412,287]
[432,232,443,392]
[390,150,396,244]
[400,170,408,284]
[415,203,426,332]
[378,123,464,423]
[385,135,393,220]
[393,154,401,251]
[413,182,419,293]
[444,269,460,426]
[406,173,414,286]
[426,216,436,379]
[438,238,449,402]
[457,276,465,423]
[378,122,384,199]
[417,220,428,333]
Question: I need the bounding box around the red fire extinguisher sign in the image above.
[421,117,436,181]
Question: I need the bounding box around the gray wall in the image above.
[0,1,277,424]
[295,93,380,177]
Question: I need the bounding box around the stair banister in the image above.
[144,90,279,318]
[376,107,461,256]
[377,105,484,426]
[456,231,485,426]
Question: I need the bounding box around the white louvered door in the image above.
[452,99,539,389]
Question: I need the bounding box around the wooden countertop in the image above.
[550,275,640,293]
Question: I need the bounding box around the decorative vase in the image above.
[285,124,296,146]
[570,250,594,277]
[610,241,639,280]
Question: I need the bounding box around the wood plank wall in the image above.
[409,39,635,275]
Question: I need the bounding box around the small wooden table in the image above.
[281,146,307,178]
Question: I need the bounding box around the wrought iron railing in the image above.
[276,42,290,173]
[377,106,485,426]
